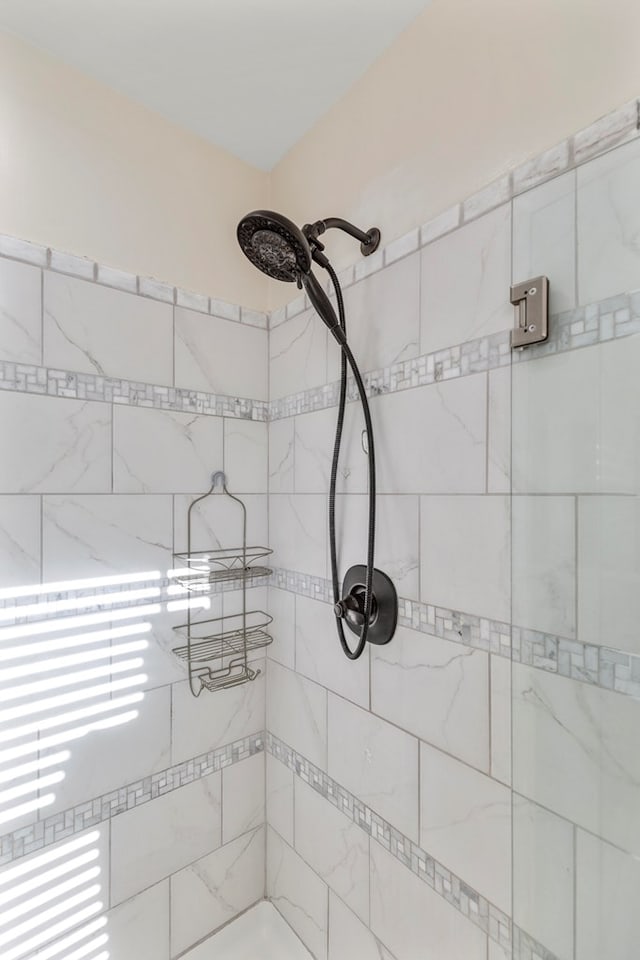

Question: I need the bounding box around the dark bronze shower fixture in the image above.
[237,210,397,660]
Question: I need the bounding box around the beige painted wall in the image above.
[3,0,640,311]
[0,30,269,308]
[270,0,640,306]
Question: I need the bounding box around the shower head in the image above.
[237,209,380,342]
[236,210,312,283]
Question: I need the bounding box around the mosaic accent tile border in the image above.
[0,297,635,428]
[0,572,269,619]
[270,97,640,330]
[0,359,269,421]
[512,625,640,700]
[269,567,640,702]
[268,565,507,658]
[0,235,268,330]
[513,289,640,362]
[0,732,264,866]
[269,330,512,421]
[270,289,640,422]
[268,733,558,960]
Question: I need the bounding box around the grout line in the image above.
[40,267,44,367]
[573,824,578,960]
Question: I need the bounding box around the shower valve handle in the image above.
[334,595,365,626]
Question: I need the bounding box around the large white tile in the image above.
[487,366,511,494]
[222,753,265,843]
[267,661,327,769]
[43,272,173,382]
[328,693,419,841]
[0,494,40,587]
[267,586,295,669]
[106,880,170,960]
[296,594,369,708]
[0,393,110,493]
[142,598,221,692]
[224,419,268,494]
[374,374,487,494]
[111,771,222,904]
[270,309,327,400]
[578,138,640,303]
[295,777,370,923]
[327,254,420,380]
[513,322,640,495]
[174,492,267,553]
[513,170,577,314]
[512,663,640,855]
[266,753,294,845]
[171,672,264,763]
[512,495,575,637]
[50,684,171,813]
[42,494,172,582]
[182,901,312,960]
[576,829,640,960]
[175,307,268,399]
[420,495,510,621]
[268,494,326,578]
[490,655,511,785]
[370,842,486,960]
[419,742,511,914]
[0,257,41,363]
[421,204,512,354]
[513,796,574,960]
[329,892,395,960]
[20,825,110,957]
[294,404,367,494]
[372,625,490,773]
[267,826,328,960]
[113,406,223,493]
[334,494,419,600]
[268,418,294,493]
[578,495,640,653]
[171,827,264,956]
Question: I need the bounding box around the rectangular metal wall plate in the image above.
[510,276,549,348]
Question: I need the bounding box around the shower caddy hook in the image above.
[171,470,273,697]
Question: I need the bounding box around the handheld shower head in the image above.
[236,210,311,283]
[237,209,342,337]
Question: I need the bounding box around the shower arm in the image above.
[303,218,381,258]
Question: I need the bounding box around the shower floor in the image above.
[182,901,312,960]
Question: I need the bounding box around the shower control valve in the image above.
[334,594,365,626]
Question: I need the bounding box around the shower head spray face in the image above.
[236,210,312,282]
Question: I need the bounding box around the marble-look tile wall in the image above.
[0,263,268,959]
[266,129,640,959]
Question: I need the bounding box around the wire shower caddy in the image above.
[172,470,273,696]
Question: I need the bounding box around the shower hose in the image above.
[325,263,376,661]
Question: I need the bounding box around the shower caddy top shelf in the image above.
[172,470,273,696]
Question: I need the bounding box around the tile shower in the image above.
[1,97,640,960]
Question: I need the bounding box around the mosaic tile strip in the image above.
[513,289,640,362]
[270,567,640,702]
[0,572,269,619]
[269,329,512,420]
[269,566,512,657]
[269,289,640,424]
[512,626,640,700]
[0,235,268,330]
[269,97,640,330]
[0,360,268,421]
[0,732,264,866]
[268,733,558,959]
